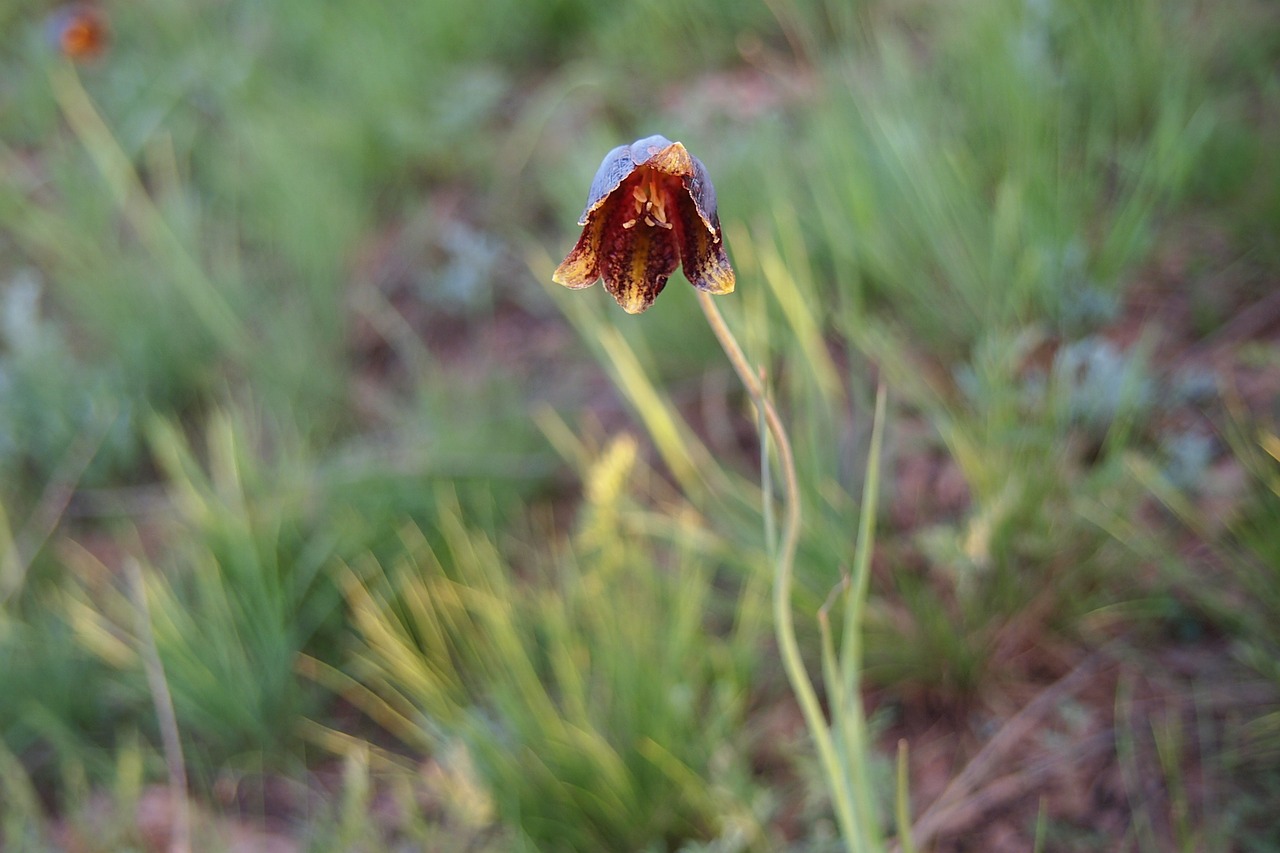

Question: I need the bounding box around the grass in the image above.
[342,479,768,849]
[1,0,1279,848]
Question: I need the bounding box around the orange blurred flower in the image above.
[554,135,735,314]
[47,3,109,62]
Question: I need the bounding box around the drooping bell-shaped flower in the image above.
[553,135,735,314]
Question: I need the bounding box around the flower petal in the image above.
[577,144,637,226]
[677,194,735,295]
[552,212,607,289]
[629,136,695,178]
[600,211,679,314]
[680,154,720,236]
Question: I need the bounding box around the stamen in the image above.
[625,175,675,230]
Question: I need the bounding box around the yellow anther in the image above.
[626,176,673,230]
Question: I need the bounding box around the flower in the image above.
[47,4,109,62]
[553,135,734,314]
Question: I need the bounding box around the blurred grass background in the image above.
[1,0,1279,849]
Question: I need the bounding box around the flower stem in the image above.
[695,290,863,850]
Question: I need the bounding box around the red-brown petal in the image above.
[600,207,680,314]
[676,194,734,295]
[553,210,607,289]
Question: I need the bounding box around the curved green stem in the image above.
[696,291,862,849]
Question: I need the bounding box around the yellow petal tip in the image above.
[618,296,649,314]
